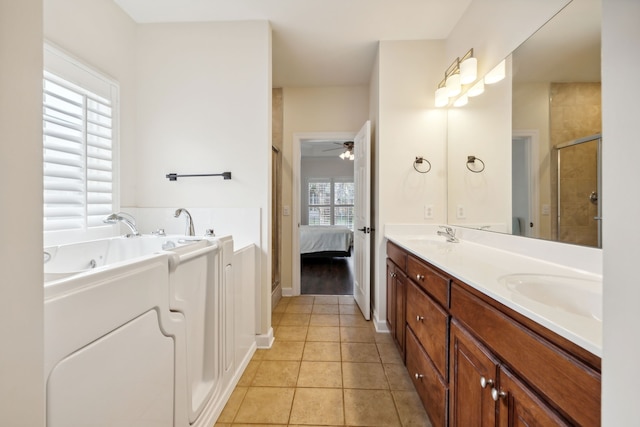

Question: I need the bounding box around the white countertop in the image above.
[385,227,602,357]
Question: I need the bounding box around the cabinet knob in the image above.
[416,315,425,322]
[414,373,424,380]
[416,274,424,281]
[480,376,494,389]
[491,387,507,401]
[389,272,397,278]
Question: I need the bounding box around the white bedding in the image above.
[300,225,353,254]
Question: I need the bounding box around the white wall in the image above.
[601,0,640,423]
[134,21,272,335]
[513,82,552,239]
[447,57,512,231]
[0,1,44,425]
[375,40,448,327]
[281,86,369,291]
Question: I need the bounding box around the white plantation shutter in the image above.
[43,63,117,232]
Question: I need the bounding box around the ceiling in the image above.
[113,0,472,87]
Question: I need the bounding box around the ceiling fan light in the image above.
[349,153,355,161]
[460,57,477,84]
[485,59,506,84]
[339,152,346,159]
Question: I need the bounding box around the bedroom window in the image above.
[308,179,354,229]
[43,43,119,243]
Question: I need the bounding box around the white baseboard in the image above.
[272,283,282,309]
[256,327,274,349]
[282,287,294,297]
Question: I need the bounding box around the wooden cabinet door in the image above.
[497,367,570,427]
[386,258,397,338]
[450,321,498,427]
[394,269,407,359]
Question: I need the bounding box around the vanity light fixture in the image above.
[435,81,449,107]
[459,48,477,84]
[484,59,506,84]
[434,48,477,107]
[453,95,468,107]
[467,79,485,97]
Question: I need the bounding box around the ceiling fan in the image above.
[321,141,355,160]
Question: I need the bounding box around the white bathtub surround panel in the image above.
[44,236,257,427]
[44,254,189,426]
[124,207,261,252]
[386,232,602,356]
[385,223,602,276]
[47,310,175,427]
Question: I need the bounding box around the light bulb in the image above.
[446,73,461,97]
[349,153,354,161]
[453,95,468,107]
[460,57,477,85]
[467,80,485,97]
[485,59,506,84]
[435,86,449,107]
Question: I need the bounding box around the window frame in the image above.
[306,176,354,229]
[43,42,120,246]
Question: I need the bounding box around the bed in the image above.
[300,225,353,257]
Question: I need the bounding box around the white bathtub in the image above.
[44,234,254,427]
[44,235,204,282]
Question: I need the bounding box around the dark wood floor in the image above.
[301,254,354,295]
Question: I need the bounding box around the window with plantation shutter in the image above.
[43,44,119,237]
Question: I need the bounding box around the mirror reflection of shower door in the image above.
[556,135,602,248]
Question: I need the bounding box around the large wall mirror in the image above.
[447,0,602,248]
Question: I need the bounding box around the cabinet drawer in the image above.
[406,281,449,380]
[407,255,449,307]
[450,282,601,426]
[386,241,407,271]
[406,327,447,427]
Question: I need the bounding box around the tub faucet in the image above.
[174,208,195,236]
[103,212,141,237]
[437,226,459,243]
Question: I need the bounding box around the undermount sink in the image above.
[498,274,602,321]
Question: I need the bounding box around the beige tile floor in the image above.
[215,295,431,427]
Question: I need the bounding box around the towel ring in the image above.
[413,156,432,174]
[466,156,485,173]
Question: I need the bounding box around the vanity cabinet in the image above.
[386,242,408,358]
[450,321,569,427]
[385,240,601,427]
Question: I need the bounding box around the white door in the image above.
[353,121,371,320]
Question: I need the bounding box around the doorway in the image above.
[297,137,356,296]
[512,130,540,238]
[292,122,371,319]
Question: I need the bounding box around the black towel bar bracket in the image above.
[166,172,232,181]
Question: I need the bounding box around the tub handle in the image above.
[167,243,219,272]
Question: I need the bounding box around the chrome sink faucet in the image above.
[103,212,141,237]
[174,208,195,236]
[437,226,459,243]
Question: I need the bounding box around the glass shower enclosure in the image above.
[555,134,602,248]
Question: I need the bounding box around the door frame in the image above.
[291,131,356,296]
[512,129,540,238]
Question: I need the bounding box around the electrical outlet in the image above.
[283,205,290,216]
[424,204,434,219]
[542,204,550,215]
[456,205,466,219]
